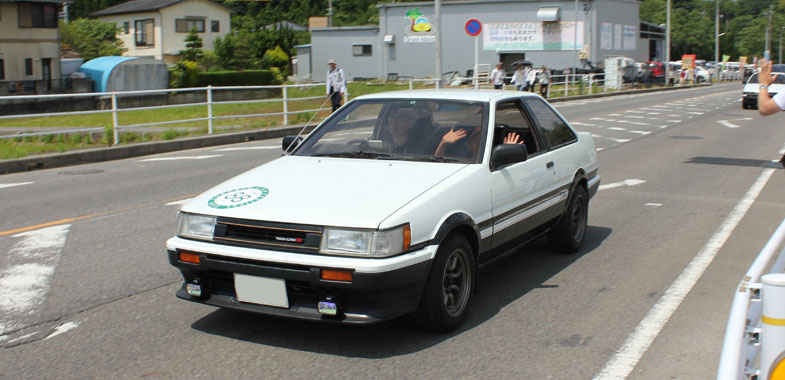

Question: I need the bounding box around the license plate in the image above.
[233,274,289,308]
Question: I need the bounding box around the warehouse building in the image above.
[299,0,664,82]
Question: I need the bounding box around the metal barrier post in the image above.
[111,92,119,145]
[761,273,785,380]
[409,78,413,90]
[564,75,568,97]
[282,85,288,126]
[207,86,213,134]
[589,74,593,95]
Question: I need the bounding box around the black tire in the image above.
[548,185,588,253]
[415,234,475,332]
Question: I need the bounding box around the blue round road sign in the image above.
[465,19,481,36]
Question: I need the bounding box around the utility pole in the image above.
[665,0,670,85]
[435,0,443,88]
[715,0,719,80]
[327,0,333,27]
[766,5,773,59]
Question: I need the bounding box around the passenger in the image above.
[434,127,524,160]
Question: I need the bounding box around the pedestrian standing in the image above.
[490,63,506,89]
[539,65,551,98]
[525,66,537,92]
[326,58,347,112]
[511,65,526,91]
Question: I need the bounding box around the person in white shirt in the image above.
[326,58,347,112]
[539,65,552,98]
[525,66,537,92]
[490,63,505,89]
[511,65,526,91]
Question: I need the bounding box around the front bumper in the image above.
[167,237,436,324]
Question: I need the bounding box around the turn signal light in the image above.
[179,251,200,264]
[321,269,352,282]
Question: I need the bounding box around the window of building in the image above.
[18,2,58,28]
[135,19,154,46]
[123,21,129,34]
[211,20,219,33]
[25,58,33,76]
[352,44,372,57]
[0,59,4,80]
[176,18,205,33]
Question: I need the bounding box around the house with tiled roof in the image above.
[93,0,232,64]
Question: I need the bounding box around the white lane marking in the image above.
[645,203,662,207]
[686,111,704,115]
[628,122,651,126]
[140,155,222,162]
[718,118,753,129]
[571,122,597,127]
[166,198,195,206]
[0,225,70,336]
[627,116,646,119]
[0,182,33,189]
[591,118,618,122]
[598,179,645,191]
[610,138,631,143]
[626,111,645,114]
[45,321,80,340]
[608,127,627,131]
[593,168,775,380]
[629,131,651,135]
[213,146,278,152]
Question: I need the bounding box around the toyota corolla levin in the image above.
[167,89,600,332]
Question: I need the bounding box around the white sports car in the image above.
[167,89,600,332]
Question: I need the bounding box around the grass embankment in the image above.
[0,80,657,159]
[0,81,421,159]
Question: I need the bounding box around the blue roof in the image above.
[78,56,139,92]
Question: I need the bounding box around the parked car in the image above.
[167,90,600,332]
[742,72,785,109]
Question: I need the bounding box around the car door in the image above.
[522,97,580,190]
[487,99,561,256]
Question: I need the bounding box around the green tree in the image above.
[60,19,126,61]
[181,27,204,62]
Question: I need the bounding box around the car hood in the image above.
[181,156,468,228]
[744,82,785,93]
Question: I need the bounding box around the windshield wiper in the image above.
[380,155,467,163]
[311,151,393,159]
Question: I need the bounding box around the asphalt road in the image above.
[1,82,783,379]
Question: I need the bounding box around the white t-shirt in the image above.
[490,68,505,85]
[773,90,785,111]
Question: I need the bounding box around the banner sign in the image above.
[483,22,584,50]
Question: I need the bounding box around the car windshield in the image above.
[294,99,488,163]
[748,73,785,84]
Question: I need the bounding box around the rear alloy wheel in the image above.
[415,234,474,332]
[548,185,588,253]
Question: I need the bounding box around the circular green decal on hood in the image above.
[208,187,269,209]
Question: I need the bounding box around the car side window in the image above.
[523,98,577,150]
[493,100,542,155]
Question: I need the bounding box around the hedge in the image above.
[197,70,280,87]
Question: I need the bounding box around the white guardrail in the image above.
[718,217,785,380]
[0,71,744,146]
[0,82,335,145]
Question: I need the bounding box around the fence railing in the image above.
[717,217,785,380]
[0,82,335,145]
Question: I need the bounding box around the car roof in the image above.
[353,89,542,103]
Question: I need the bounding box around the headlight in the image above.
[320,224,411,257]
[177,212,216,240]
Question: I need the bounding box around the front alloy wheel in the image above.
[415,234,475,332]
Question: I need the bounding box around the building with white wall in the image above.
[93,0,232,64]
[301,0,663,82]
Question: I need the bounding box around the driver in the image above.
[387,108,431,154]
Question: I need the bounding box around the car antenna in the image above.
[284,95,335,154]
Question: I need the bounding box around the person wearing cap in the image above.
[490,63,505,90]
[326,58,347,112]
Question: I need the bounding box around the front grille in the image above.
[213,217,323,253]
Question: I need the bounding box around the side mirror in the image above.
[490,143,528,171]
[282,136,303,153]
